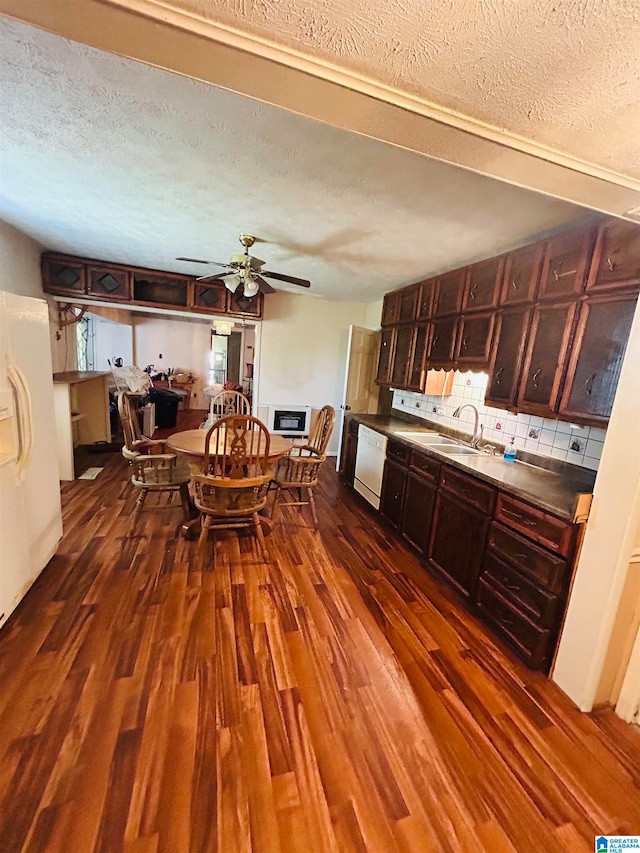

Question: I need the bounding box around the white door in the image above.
[336,325,380,464]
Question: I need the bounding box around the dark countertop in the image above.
[350,413,595,522]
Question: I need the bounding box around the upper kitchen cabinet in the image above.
[485,306,532,409]
[427,316,458,369]
[516,300,578,417]
[229,290,264,318]
[191,282,228,315]
[433,268,466,317]
[406,322,431,391]
[397,284,420,323]
[538,225,596,301]
[587,219,640,292]
[558,290,639,425]
[133,270,191,310]
[87,264,131,302]
[41,254,86,297]
[375,327,396,385]
[463,257,503,312]
[417,278,437,319]
[390,323,415,388]
[381,291,400,326]
[454,311,495,368]
[500,244,543,306]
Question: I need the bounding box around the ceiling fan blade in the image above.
[254,275,276,295]
[261,270,311,288]
[196,271,237,282]
[176,257,232,269]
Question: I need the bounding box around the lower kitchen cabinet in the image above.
[380,457,407,528]
[428,468,495,599]
[341,419,359,486]
[401,470,437,554]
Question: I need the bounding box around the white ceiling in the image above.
[0,16,602,302]
[173,0,640,181]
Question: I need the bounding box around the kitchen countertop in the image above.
[350,413,595,522]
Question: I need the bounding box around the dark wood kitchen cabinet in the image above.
[398,284,420,322]
[587,218,640,292]
[41,254,86,297]
[417,278,437,319]
[558,289,639,425]
[87,264,131,302]
[406,322,431,391]
[500,243,543,306]
[485,306,532,409]
[537,226,595,301]
[401,461,439,554]
[191,282,228,314]
[341,419,359,486]
[454,311,495,368]
[133,270,191,309]
[516,300,578,417]
[428,466,495,599]
[433,268,466,317]
[381,291,400,326]
[390,324,414,388]
[463,257,502,312]
[427,316,458,368]
[375,328,396,385]
[380,457,408,529]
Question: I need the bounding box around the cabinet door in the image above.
[133,272,190,308]
[375,327,396,385]
[500,244,543,306]
[463,257,502,312]
[381,292,400,326]
[406,323,431,391]
[485,307,531,409]
[559,290,639,424]
[538,226,594,301]
[587,219,640,292]
[401,471,436,554]
[380,458,407,528]
[455,311,495,367]
[390,324,414,388]
[428,489,490,598]
[229,290,263,318]
[341,421,358,485]
[433,268,466,316]
[427,316,458,368]
[398,285,419,323]
[417,278,437,319]
[516,301,578,417]
[87,265,131,302]
[192,282,229,314]
[41,255,86,296]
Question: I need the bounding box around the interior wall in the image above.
[552,293,640,710]
[132,314,212,406]
[258,292,372,454]
[0,219,74,373]
[87,313,134,371]
[392,372,606,471]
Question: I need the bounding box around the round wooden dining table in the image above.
[166,429,293,538]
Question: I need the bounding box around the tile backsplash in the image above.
[392,372,606,471]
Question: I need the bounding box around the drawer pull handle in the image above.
[606,257,615,271]
[584,373,596,395]
[469,284,478,300]
[515,553,530,561]
[505,581,521,591]
[511,279,519,290]
[503,508,537,527]
[499,615,514,627]
[495,366,504,385]
[553,266,577,281]
[462,336,469,349]
[532,368,542,388]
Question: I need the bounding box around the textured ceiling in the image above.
[0,18,589,302]
[167,0,640,180]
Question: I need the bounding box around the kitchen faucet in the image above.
[452,404,483,448]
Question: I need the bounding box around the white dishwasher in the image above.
[354,424,388,509]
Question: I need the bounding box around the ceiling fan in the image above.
[176,234,311,298]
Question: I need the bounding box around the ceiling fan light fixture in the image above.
[212,319,233,336]
[224,273,242,293]
[243,276,260,298]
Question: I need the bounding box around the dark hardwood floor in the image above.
[0,438,639,852]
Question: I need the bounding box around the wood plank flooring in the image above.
[0,446,639,852]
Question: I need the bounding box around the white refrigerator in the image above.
[0,291,62,630]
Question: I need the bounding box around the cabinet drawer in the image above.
[481,552,560,627]
[409,450,441,482]
[387,440,410,465]
[440,466,496,514]
[488,523,568,593]
[475,578,552,671]
[495,494,574,557]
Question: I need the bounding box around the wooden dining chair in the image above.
[193,414,272,562]
[270,405,335,527]
[118,392,192,534]
[208,389,251,422]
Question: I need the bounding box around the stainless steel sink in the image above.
[394,431,459,446]
[432,445,482,456]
